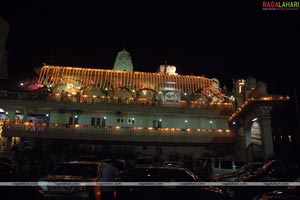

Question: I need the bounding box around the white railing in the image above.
[0,91,234,112]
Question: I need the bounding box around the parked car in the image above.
[117,167,234,200]
[38,161,107,200]
[211,158,245,178]
[162,160,183,168]
[234,160,299,200]
[134,156,155,168]
[214,162,263,182]
[236,162,263,176]
[240,160,298,182]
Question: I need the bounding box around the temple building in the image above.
[0,49,289,161]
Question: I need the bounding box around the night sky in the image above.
[1,1,299,95]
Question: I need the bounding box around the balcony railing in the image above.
[2,122,235,144]
[0,90,234,113]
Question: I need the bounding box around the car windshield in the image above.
[50,163,98,178]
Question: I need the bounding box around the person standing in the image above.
[101,158,120,200]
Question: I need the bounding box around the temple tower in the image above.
[113,48,134,72]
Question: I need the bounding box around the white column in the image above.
[5,109,15,122]
[259,106,274,161]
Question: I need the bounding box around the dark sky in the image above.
[1,1,299,95]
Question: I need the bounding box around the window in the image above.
[221,160,233,169]
[69,116,73,124]
[91,117,95,126]
[214,160,219,168]
[153,120,157,128]
[156,147,162,154]
[96,118,101,126]
[127,118,135,124]
[91,118,101,126]
[117,118,124,123]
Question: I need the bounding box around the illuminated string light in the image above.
[39,65,215,96]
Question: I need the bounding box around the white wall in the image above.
[50,112,229,130]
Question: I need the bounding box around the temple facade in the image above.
[0,49,289,161]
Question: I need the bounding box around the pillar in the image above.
[259,106,274,161]
[238,126,247,160]
[5,109,15,122]
[233,121,247,161]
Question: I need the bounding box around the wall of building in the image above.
[49,111,229,130]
